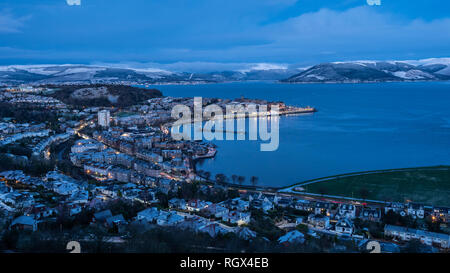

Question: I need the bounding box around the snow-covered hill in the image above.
[1,58,449,85]
[282,58,450,83]
[0,63,298,85]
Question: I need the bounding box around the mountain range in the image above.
[282,59,450,83]
[1,58,449,85]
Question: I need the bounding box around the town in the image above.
[0,84,448,253]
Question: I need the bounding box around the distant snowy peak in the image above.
[403,57,450,66]
[238,63,288,73]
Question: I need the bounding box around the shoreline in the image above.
[134,79,450,88]
[195,164,450,191]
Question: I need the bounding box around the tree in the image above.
[402,239,430,253]
[250,176,258,187]
[215,173,227,184]
[231,174,238,185]
[237,176,245,186]
[203,171,211,181]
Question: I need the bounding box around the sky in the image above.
[0,0,449,69]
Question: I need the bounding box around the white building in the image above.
[98,110,110,127]
[335,218,354,235]
[385,224,450,249]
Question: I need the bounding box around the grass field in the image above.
[301,166,450,206]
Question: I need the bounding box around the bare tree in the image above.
[231,174,238,184]
[237,176,245,186]
[250,176,258,187]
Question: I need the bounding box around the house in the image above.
[26,204,57,219]
[234,198,250,211]
[250,199,273,213]
[222,211,251,226]
[314,202,332,216]
[177,216,208,232]
[157,179,173,194]
[248,192,278,204]
[84,162,110,178]
[278,230,305,246]
[155,210,171,225]
[93,209,113,224]
[295,217,305,225]
[337,204,356,219]
[68,190,89,204]
[308,214,331,230]
[122,188,141,200]
[407,203,425,219]
[71,139,104,153]
[166,212,185,226]
[67,202,83,216]
[360,207,381,222]
[235,227,257,240]
[97,185,119,198]
[105,214,126,228]
[276,197,293,208]
[203,204,229,218]
[335,218,354,235]
[199,223,231,238]
[384,224,450,249]
[294,199,313,212]
[186,199,211,212]
[52,182,80,196]
[220,198,249,212]
[1,192,34,207]
[161,149,182,159]
[385,202,406,216]
[135,189,158,204]
[137,207,185,226]
[136,150,163,163]
[107,167,131,183]
[10,215,37,231]
[168,198,186,210]
[137,207,160,222]
[432,207,450,223]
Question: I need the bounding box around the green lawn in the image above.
[302,166,450,206]
[115,111,137,117]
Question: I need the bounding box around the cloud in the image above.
[66,0,81,6]
[261,6,450,56]
[1,3,450,64]
[0,10,29,33]
[165,6,450,63]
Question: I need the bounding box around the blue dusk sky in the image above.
[0,0,449,68]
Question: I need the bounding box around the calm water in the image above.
[148,81,450,187]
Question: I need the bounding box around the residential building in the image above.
[360,207,381,222]
[98,110,110,127]
[10,216,37,231]
[385,224,450,249]
[308,214,331,230]
[407,203,425,219]
[335,218,354,235]
[337,204,356,219]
